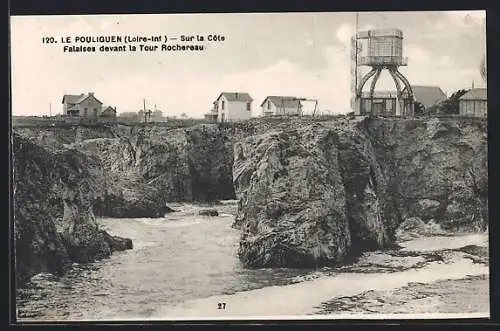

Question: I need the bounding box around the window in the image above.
[246,102,251,111]
[267,101,271,109]
[221,101,225,110]
[84,108,88,116]
[93,108,98,116]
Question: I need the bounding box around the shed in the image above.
[459,88,487,117]
[261,96,302,116]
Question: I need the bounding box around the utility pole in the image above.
[351,11,359,114]
[143,98,147,123]
[355,11,359,98]
[49,102,52,116]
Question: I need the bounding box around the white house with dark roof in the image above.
[261,96,303,116]
[213,92,253,122]
[459,88,487,117]
[62,92,103,117]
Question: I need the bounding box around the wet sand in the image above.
[315,233,489,317]
[317,274,488,315]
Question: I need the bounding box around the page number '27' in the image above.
[218,302,226,310]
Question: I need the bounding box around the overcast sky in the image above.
[10,10,486,117]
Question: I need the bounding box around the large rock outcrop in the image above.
[234,117,488,268]
[233,125,352,267]
[13,133,132,286]
[363,117,488,231]
[15,124,236,218]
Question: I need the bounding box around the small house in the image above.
[101,106,117,118]
[359,91,400,116]
[261,96,303,116]
[62,92,103,117]
[358,85,446,116]
[403,85,447,110]
[459,88,487,117]
[213,92,253,122]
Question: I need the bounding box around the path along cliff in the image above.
[13,115,488,276]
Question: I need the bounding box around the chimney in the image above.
[88,92,94,96]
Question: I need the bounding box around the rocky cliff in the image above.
[15,124,236,218]
[77,125,235,217]
[14,116,488,270]
[13,133,132,286]
[233,116,488,268]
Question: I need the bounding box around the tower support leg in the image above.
[394,69,414,117]
[388,67,403,116]
[369,67,382,115]
[356,68,378,115]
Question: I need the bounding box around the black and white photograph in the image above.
[10,10,489,321]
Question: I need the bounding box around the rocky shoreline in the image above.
[315,233,489,316]
[315,275,488,315]
[13,133,133,286]
[13,115,488,285]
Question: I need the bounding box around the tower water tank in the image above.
[353,28,414,117]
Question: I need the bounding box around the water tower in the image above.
[352,28,414,117]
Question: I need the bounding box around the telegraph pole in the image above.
[352,11,359,114]
[355,12,359,97]
[49,102,52,116]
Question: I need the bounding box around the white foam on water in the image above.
[218,213,234,217]
[148,258,488,319]
[219,199,239,205]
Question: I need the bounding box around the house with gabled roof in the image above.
[213,92,253,122]
[261,96,303,116]
[459,88,487,117]
[359,86,447,116]
[62,92,103,117]
[101,106,117,118]
[402,85,447,110]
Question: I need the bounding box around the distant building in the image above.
[359,85,447,116]
[118,112,139,121]
[260,96,303,116]
[359,91,400,116]
[204,102,218,123]
[205,101,219,123]
[101,106,117,118]
[213,92,253,122]
[62,92,103,117]
[403,85,447,110]
[152,110,164,122]
[459,88,487,117]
